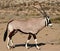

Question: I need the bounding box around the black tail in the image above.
[3,24,8,41]
[3,20,14,41]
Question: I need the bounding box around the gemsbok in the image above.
[3,4,52,50]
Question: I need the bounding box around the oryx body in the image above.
[3,17,52,50]
[9,18,45,34]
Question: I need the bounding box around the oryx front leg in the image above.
[33,34,40,50]
[35,39,40,50]
[25,34,31,49]
[10,39,13,47]
[7,29,15,49]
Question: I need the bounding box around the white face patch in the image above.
[49,24,52,27]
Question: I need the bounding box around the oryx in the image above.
[3,3,52,50]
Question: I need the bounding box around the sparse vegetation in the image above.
[0,0,60,24]
[51,17,60,23]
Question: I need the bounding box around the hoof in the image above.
[26,47,29,49]
[7,45,15,49]
[25,43,29,49]
[36,46,40,50]
[7,45,10,49]
[9,45,15,49]
[25,45,29,49]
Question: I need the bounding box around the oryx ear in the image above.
[47,16,50,19]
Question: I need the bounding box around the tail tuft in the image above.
[3,27,8,41]
[3,20,13,42]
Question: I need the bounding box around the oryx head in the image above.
[32,4,52,27]
[45,16,52,27]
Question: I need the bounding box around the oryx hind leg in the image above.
[7,36,10,49]
[7,29,16,49]
[7,36,14,49]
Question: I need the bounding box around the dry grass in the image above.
[0,1,60,24]
[51,17,60,23]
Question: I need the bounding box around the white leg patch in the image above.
[7,37,14,49]
[25,43,28,49]
[7,37,10,49]
[7,45,10,49]
[35,39,38,44]
[34,39,40,50]
[26,40,30,43]
[25,40,30,49]
[10,40,13,46]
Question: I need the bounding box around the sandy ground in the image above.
[0,23,60,51]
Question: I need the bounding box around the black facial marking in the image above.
[46,17,52,26]
[46,19,49,26]
[49,20,51,24]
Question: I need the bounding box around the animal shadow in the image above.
[13,43,46,48]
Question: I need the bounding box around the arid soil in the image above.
[0,0,60,51]
[0,23,60,51]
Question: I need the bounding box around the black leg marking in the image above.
[9,29,17,39]
[25,34,32,49]
[32,34,37,39]
[28,34,32,40]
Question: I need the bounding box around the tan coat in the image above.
[8,18,46,34]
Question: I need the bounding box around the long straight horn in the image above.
[39,3,48,17]
[32,6,44,15]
